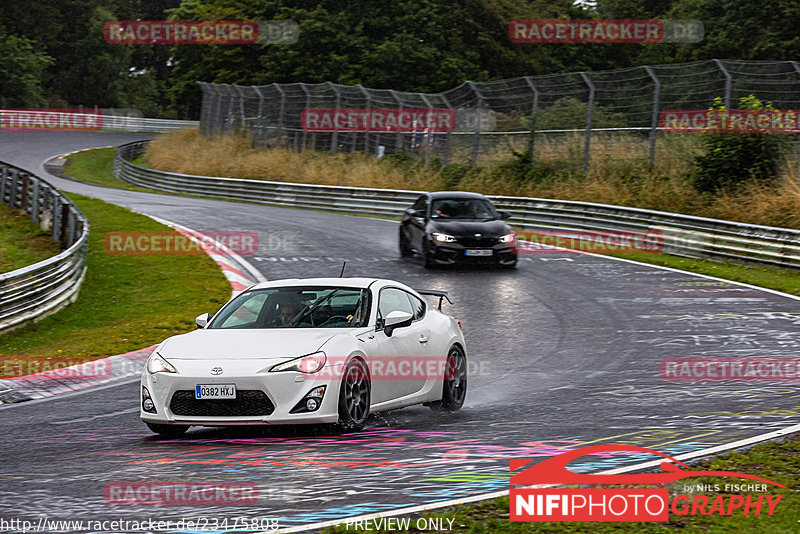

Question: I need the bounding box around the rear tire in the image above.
[338,359,371,430]
[429,345,467,412]
[399,228,413,257]
[146,423,189,438]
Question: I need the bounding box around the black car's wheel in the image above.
[399,227,413,257]
[422,242,436,268]
[429,345,467,412]
[146,423,189,438]
[338,359,371,430]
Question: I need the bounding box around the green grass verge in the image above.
[323,434,800,533]
[64,147,148,191]
[0,193,231,361]
[0,203,61,272]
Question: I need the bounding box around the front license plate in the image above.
[195,384,236,399]
[465,249,493,257]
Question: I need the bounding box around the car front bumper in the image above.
[140,366,341,427]
[427,241,517,265]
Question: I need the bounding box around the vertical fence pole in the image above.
[213,84,225,137]
[235,85,247,132]
[439,93,454,165]
[645,66,661,166]
[523,77,539,161]
[31,180,40,222]
[419,93,435,166]
[467,82,484,168]
[300,84,312,151]
[0,165,7,205]
[390,90,404,152]
[252,86,264,146]
[275,84,287,149]
[714,59,732,109]
[357,84,371,156]
[329,82,340,153]
[579,72,595,172]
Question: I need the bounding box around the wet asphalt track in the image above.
[1,131,799,531]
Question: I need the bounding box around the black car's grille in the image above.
[169,390,274,417]
[457,236,498,247]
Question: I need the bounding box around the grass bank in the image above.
[0,193,231,362]
[323,433,800,533]
[0,203,61,272]
[142,129,800,229]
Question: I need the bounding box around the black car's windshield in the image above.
[431,199,497,220]
[209,287,371,329]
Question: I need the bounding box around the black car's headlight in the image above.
[432,232,457,243]
[499,232,516,243]
[147,353,177,374]
[270,351,327,374]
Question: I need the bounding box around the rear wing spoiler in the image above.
[415,289,453,311]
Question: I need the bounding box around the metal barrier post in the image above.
[645,66,661,165]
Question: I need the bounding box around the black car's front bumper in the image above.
[426,238,517,266]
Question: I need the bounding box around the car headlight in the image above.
[147,353,177,374]
[499,232,516,243]
[432,232,456,243]
[270,351,327,374]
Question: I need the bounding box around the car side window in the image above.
[378,288,415,326]
[407,293,426,320]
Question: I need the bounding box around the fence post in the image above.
[419,93,435,165]
[31,179,40,222]
[235,85,247,132]
[714,59,732,109]
[357,84,371,156]
[523,76,539,160]
[51,194,61,243]
[300,83,312,151]
[439,93,454,165]
[644,66,661,166]
[213,83,225,136]
[467,81,484,168]
[390,90,404,152]
[252,85,265,146]
[10,169,19,209]
[579,72,595,172]
[0,165,8,205]
[275,83,287,148]
[329,82,341,153]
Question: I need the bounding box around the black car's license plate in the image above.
[465,249,493,257]
[195,384,236,399]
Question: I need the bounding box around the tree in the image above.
[0,26,53,107]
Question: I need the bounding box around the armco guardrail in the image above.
[0,162,89,335]
[114,141,800,269]
[101,115,198,133]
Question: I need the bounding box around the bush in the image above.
[692,95,790,193]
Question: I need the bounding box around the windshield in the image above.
[208,287,371,329]
[430,199,497,220]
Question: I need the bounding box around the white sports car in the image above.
[140,277,467,436]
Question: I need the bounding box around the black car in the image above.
[399,191,517,268]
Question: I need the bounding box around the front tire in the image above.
[429,345,467,412]
[146,423,189,438]
[399,227,413,257]
[338,359,371,430]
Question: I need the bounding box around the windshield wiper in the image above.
[287,289,341,326]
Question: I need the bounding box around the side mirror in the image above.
[382,310,413,337]
[412,209,426,219]
[498,210,512,220]
[195,313,211,329]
